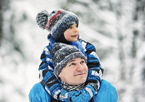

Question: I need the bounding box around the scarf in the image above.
[61,81,85,92]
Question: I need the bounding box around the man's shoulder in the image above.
[96,80,118,102]
[29,82,51,102]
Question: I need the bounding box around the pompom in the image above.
[36,10,49,29]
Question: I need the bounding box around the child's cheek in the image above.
[66,31,71,36]
[64,31,71,38]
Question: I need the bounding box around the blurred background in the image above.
[0,0,145,102]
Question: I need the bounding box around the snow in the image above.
[0,0,145,102]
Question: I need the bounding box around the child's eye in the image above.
[69,26,72,29]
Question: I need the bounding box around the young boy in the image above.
[36,9,103,101]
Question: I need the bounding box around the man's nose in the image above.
[76,64,84,71]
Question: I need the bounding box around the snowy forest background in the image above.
[0,0,145,102]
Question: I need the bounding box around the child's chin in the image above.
[73,39,78,41]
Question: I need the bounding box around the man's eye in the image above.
[80,60,85,64]
[69,63,75,66]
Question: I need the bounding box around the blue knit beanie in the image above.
[36,9,79,41]
[51,43,86,77]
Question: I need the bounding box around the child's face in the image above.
[64,24,79,42]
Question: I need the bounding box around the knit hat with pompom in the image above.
[51,43,86,77]
[36,9,79,41]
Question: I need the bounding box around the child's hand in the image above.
[86,76,99,92]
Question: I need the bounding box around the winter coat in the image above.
[29,79,118,102]
[39,34,103,72]
[38,34,104,101]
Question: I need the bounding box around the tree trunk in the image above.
[0,0,3,46]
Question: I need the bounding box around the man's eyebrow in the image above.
[68,59,76,63]
[68,58,84,64]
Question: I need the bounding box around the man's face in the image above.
[59,58,88,85]
[63,24,79,42]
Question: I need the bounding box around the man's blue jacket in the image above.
[29,80,118,102]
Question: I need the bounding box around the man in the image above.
[29,43,118,102]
